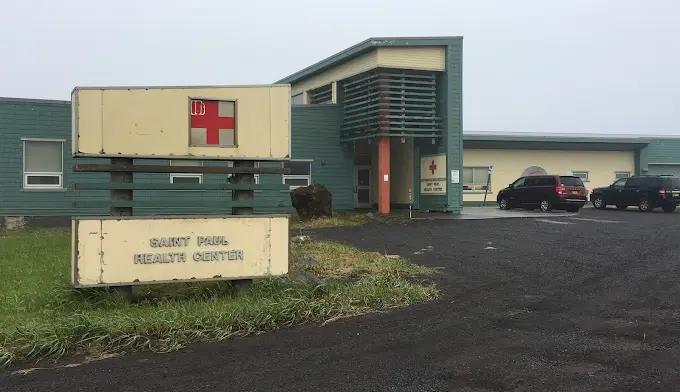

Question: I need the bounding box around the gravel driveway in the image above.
[3,208,680,391]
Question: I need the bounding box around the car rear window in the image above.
[559,176,584,186]
[663,177,680,189]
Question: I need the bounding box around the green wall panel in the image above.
[0,99,352,217]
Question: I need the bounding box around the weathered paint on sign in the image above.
[420,154,447,195]
[72,215,289,287]
[71,85,291,160]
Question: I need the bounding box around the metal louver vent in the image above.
[308,84,333,105]
[340,69,442,142]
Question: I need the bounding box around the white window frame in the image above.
[227,161,260,184]
[291,93,304,105]
[571,171,589,182]
[283,160,312,190]
[22,138,64,190]
[169,160,203,189]
[463,166,491,192]
[615,171,631,181]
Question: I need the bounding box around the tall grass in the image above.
[0,229,437,367]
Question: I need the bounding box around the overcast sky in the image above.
[1,0,678,135]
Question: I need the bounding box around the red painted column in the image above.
[378,78,391,215]
[378,136,390,215]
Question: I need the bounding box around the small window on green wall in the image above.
[23,139,64,190]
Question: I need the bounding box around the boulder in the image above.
[290,184,333,220]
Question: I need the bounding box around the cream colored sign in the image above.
[72,215,289,287]
[420,154,447,195]
[71,85,291,160]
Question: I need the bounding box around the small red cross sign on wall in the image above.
[429,160,437,175]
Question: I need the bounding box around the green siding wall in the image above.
[288,104,354,210]
[644,139,680,164]
[0,99,353,217]
[415,38,464,213]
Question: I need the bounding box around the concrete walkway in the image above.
[412,206,578,220]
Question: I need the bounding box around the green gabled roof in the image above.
[274,36,463,85]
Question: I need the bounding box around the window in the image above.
[463,166,490,191]
[291,94,304,105]
[283,160,312,189]
[170,160,203,186]
[612,178,627,189]
[571,171,589,182]
[559,176,584,187]
[615,172,631,180]
[227,161,260,184]
[23,139,64,189]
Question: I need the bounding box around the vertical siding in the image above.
[377,47,446,71]
[291,50,378,96]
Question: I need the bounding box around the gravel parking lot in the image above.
[4,207,680,392]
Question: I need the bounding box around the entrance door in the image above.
[354,166,372,208]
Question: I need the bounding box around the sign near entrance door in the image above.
[420,154,447,195]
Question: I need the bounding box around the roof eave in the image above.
[275,36,462,85]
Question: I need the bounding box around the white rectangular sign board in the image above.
[420,154,447,195]
[72,215,289,287]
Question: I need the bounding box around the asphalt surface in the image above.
[3,207,680,391]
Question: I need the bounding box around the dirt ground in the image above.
[3,207,680,392]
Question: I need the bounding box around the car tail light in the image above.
[556,186,564,195]
[659,189,666,196]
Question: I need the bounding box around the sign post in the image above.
[70,85,292,294]
[482,164,493,207]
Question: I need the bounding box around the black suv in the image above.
[590,175,680,212]
[497,174,588,212]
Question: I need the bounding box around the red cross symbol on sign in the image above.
[429,160,437,175]
[190,100,235,146]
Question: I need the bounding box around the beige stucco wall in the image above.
[291,50,379,96]
[290,46,445,98]
[390,138,414,204]
[376,47,445,71]
[462,149,636,202]
[73,85,291,160]
[73,216,289,287]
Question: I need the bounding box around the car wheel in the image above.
[539,199,552,212]
[638,197,652,212]
[662,205,676,213]
[592,195,606,209]
[616,205,627,210]
[498,198,510,210]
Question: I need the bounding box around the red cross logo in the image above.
[429,160,437,175]
[190,99,235,145]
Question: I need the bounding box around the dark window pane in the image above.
[284,161,310,175]
[27,175,60,185]
[284,178,309,186]
[559,177,583,186]
[172,176,201,184]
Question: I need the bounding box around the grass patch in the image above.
[289,212,409,230]
[0,228,437,368]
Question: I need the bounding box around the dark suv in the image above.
[497,175,587,212]
[590,175,680,212]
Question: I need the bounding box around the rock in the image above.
[289,271,325,286]
[291,235,311,243]
[298,253,318,265]
[290,184,333,221]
